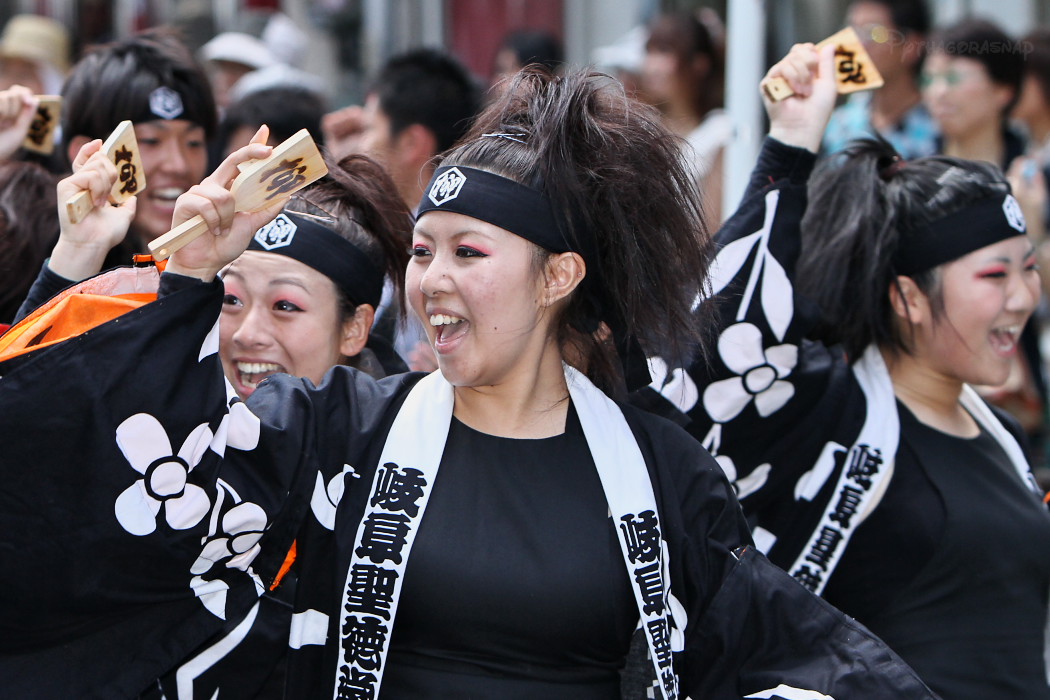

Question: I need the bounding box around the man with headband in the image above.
[60,30,216,267]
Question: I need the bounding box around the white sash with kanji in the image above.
[332,365,683,700]
[787,344,899,595]
[786,345,1038,596]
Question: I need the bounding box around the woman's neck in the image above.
[942,120,1005,166]
[882,346,978,438]
[452,345,571,439]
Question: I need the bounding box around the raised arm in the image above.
[46,139,139,281]
[163,129,283,282]
[644,44,845,507]
[0,85,38,161]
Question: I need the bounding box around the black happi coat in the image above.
[640,137,1050,697]
[0,268,934,699]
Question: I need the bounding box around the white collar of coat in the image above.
[788,344,1038,596]
[333,364,686,699]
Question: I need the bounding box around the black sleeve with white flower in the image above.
[643,138,866,527]
[0,275,322,698]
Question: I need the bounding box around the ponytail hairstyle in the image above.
[436,67,714,396]
[797,137,1010,360]
[284,153,412,325]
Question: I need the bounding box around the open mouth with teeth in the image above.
[148,187,187,206]
[236,361,285,392]
[989,326,1021,355]
[430,313,468,347]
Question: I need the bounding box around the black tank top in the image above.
[869,405,1050,699]
[381,408,638,698]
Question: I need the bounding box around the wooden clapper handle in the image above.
[65,120,144,224]
[760,26,884,102]
[148,128,328,261]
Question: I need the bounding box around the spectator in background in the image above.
[1010,27,1050,239]
[260,12,309,70]
[200,16,326,113]
[920,18,1046,448]
[642,10,731,223]
[1010,27,1050,267]
[198,31,277,111]
[61,29,216,265]
[1015,28,1050,162]
[822,0,937,159]
[0,14,70,96]
[0,15,71,172]
[323,48,480,371]
[492,28,563,85]
[209,86,327,168]
[923,18,1024,168]
[333,48,479,210]
[0,160,56,325]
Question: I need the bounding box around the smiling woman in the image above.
[218,153,411,400]
[644,42,1050,700]
[0,65,937,699]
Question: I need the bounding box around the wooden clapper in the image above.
[762,27,884,102]
[65,120,145,224]
[148,129,328,261]
[22,95,61,155]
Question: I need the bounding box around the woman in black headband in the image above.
[14,146,411,399]
[643,43,1050,699]
[0,67,935,698]
[218,153,410,399]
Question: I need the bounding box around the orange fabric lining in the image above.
[0,264,163,362]
[270,541,297,591]
[0,293,156,361]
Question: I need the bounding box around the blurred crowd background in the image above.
[1,0,1046,216]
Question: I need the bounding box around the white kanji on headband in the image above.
[1002,194,1026,234]
[253,214,298,250]
[428,167,466,206]
[149,86,184,120]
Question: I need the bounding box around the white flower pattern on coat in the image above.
[191,501,268,574]
[114,414,213,536]
[703,322,798,423]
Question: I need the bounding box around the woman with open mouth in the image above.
[0,63,935,698]
[216,153,410,402]
[644,42,1050,699]
[15,147,411,401]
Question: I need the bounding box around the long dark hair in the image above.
[285,153,412,322]
[438,67,714,396]
[797,137,1009,359]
